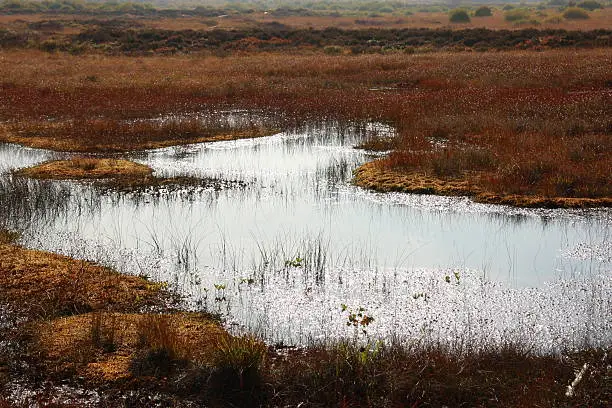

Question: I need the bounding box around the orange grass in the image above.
[16,158,153,179]
[32,312,228,384]
[0,239,166,317]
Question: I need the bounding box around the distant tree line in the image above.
[3,23,609,54]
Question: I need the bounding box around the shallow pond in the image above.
[1,115,610,352]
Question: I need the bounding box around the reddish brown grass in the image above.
[0,49,610,204]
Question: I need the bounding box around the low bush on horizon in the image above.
[564,7,591,19]
[577,0,603,11]
[449,9,471,23]
[474,6,493,17]
[505,8,532,21]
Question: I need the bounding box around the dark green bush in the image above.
[505,9,531,21]
[474,6,493,17]
[449,9,471,23]
[577,0,603,11]
[563,7,590,19]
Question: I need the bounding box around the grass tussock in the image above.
[209,335,267,398]
[31,311,227,384]
[16,158,153,179]
[0,239,166,318]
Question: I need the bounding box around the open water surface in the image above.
[0,114,610,352]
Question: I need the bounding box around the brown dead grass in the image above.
[14,158,232,192]
[0,241,165,317]
[354,161,612,208]
[1,119,279,153]
[16,158,153,179]
[32,312,228,384]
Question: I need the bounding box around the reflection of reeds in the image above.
[0,176,80,231]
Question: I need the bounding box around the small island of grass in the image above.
[16,158,153,180]
[354,161,612,209]
[14,158,243,192]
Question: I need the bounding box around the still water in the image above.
[1,116,609,352]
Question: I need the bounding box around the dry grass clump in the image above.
[16,158,153,179]
[30,309,267,404]
[0,241,165,317]
[208,334,267,400]
[0,229,19,245]
[32,312,227,384]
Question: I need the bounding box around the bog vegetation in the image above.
[0,1,611,406]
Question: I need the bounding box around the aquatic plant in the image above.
[341,304,375,336]
[284,256,303,268]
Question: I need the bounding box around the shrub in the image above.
[209,335,267,403]
[505,9,531,21]
[449,9,471,23]
[577,0,602,11]
[545,16,564,23]
[131,314,188,377]
[563,7,590,19]
[323,45,343,55]
[514,19,542,26]
[474,6,493,17]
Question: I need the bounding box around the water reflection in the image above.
[0,118,609,351]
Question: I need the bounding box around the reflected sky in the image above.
[0,117,610,350]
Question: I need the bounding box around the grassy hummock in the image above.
[354,161,612,208]
[14,157,240,192]
[16,158,153,180]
